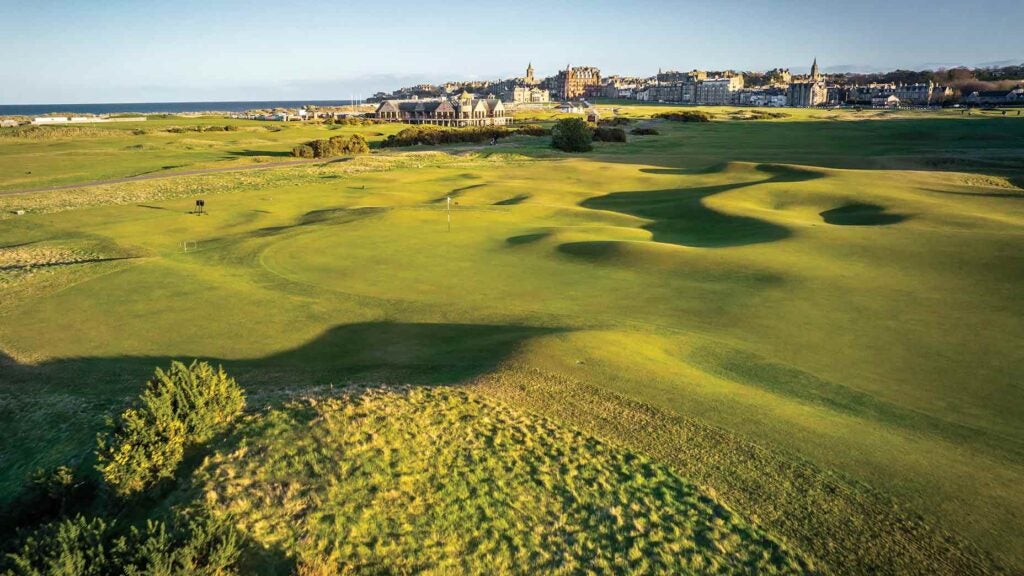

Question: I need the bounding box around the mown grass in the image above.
[1,108,1022,574]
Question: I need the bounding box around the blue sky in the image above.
[2,0,1021,104]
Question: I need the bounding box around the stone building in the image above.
[846,83,895,105]
[739,87,788,107]
[375,93,510,126]
[504,84,550,104]
[894,81,953,106]
[647,71,706,103]
[786,58,826,107]
[497,63,551,103]
[787,81,827,107]
[548,65,601,100]
[872,94,901,108]
[695,76,744,105]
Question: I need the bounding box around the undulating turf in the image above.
[1,107,1022,574]
[193,386,812,574]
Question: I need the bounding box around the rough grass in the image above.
[197,386,813,575]
[470,365,1005,575]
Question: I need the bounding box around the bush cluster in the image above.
[164,125,235,134]
[382,125,514,148]
[515,123,550,136]
[630,127,660,135]
[95,361,245,497]
[599,117,632,126]
[4,513,240,576]
[292,134,370,158]
[551,118,593,152]
[331,117,381,126]
[592,126,627,143]
[653,111,713,122]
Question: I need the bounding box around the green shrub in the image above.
[381,125,513,148]
[515,124,550,137]
[653,111,712,122]
[224,125,239,132]
[3,515,111,576]
[630,127,660,135]
[599,117,631,126]
[291,144,314,159]
[330,134,369,155]
[592,126,627,143]
[302,135,370,158]
[551,118,593,152]
[96,361,245,497]
[333,117,380,126]
[3,513,241,576]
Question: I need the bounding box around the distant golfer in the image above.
[195,199,205,215]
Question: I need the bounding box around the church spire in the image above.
[811,57,820,82]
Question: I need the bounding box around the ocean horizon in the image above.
[0,99,363,116]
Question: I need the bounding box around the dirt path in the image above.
[0,156,350,197]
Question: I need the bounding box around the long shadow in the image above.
[244,206,386,239]
[0,321,562,568]
[820,203,908,226]
[579,164,822,248]
[430,183,486,204]
[926,188,1024,199]
[494,193,530,205]
[0,321,563,496]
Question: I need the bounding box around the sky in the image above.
[2,0,1022,104]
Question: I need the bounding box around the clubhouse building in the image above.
[375,93,511,127]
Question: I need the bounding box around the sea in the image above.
[0,100,361,116]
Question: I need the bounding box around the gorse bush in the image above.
[382,125,513,147]
[515,124,550,136]
[630,127,660,135]
[291,144,314,159]
[551,118,593,152]
[653,111,713,122]
[332,117,381,126]
[296,134,370,158]
[592,126,627,143]
[3,513,241,576]
[96,361,245,497]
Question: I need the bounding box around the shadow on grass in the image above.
[580,164,822,248]
[925,187,1024,199]
[820,203,908,226]
[506,232,549,246]
[242,206,386,239]
[0,320,562,570]
[494,193,531,205]
[431,183,486,204]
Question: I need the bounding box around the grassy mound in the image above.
[198,386,812,574]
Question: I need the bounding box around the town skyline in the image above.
[3,0,1022,104]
